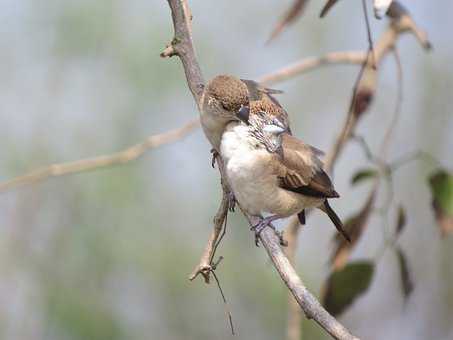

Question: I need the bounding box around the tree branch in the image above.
[164,1,359,339]
[260,51,366,86]
[161,0,204,105]
[258,225,359,340]
[0,119,199,193]
[265,3,431,339]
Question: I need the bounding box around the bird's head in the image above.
[203,75,249,122]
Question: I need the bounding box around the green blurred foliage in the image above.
[323,261,374,316]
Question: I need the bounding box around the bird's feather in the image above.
[276,134,338,198]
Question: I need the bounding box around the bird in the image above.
[200,75,288,152]
[219,101,351,243]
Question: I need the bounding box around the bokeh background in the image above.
[0,1,452,339]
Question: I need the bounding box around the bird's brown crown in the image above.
[249,99,290,129]
[249,100,285,117]
[206,75,249,112]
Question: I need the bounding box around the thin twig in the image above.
[212,270,235,335]
[0,119,199,193]
[361,0,377,68]
[276,6,431,339]
[284,216,303,340]
[165,1,360,339]
[260,51,366,86]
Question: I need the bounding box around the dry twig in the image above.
[270,3,430,339]
[0,119,199,193]
[164,0,359,339]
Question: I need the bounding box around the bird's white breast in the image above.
[220,123,323,217]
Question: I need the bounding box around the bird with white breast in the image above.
[220,100,351,243]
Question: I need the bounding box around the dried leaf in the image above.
[373,0,393,19]
[395,204,407,237]
[386,1,432,50]
[396,247,414,301]
[331,189,376,270]
[268,0,308,42]
[323,261,374,316]
[319,0,340,18]
[351,168,378,186]
[429,169,453,237]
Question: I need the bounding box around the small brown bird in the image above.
[201,75,287,151]
[220,102,350,242]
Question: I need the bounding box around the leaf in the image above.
[395,247,414,301]
[351,168,378,186]
[323,261,374,316]
[428,169,453,237]
[331,189,376,270]
[373,0,393,19]
[319,0,340,18]
[395,204,407,237]
[268,0,308,42]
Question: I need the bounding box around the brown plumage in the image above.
[206,75,249,112]
[249,100,291,133]
[201,75,285,150]
[277,134,338,198]
[225,102,350,242]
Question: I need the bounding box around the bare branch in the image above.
[268,0,309,42]
[284,216,304,340]
[0,119,199,193]
[165,1,359,339]
[261,2,430,87]
[258,224,359,340]
[268,4,431,338]
[324,6,430,172]
[189,176,230,283]
[260,51,366,86]
[162,0,204,106]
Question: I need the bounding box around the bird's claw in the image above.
[250,221,267,246]
[227,192,236,212]
[211,149,219,168]
[250,218,287,247]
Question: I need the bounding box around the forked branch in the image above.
[0,119,199,193]
[163,1,358,339]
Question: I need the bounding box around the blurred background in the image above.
[0,0,452,339]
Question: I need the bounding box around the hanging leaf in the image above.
[268,0,308,42]
[351,168,378,186]
[395,247,414,301]
[428,169,453,237]
[331,189,376,270]
[319,0,340,18]
[373,0,393,19]
[386,2,432,50]
[395,204,407,237]
[323,261,374,316]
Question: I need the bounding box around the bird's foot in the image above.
[227,191,236,212]
[251,215,286,247]
[210,149,219,168]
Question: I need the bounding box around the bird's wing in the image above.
[248,100,291,132]
[240,79,284,106]
[275,134,338,198]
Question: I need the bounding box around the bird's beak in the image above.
[263,124,286,135]
[236,105,250,125]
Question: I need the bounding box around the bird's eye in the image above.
[237,105,250,124]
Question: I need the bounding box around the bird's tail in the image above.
[320,200,351,242]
